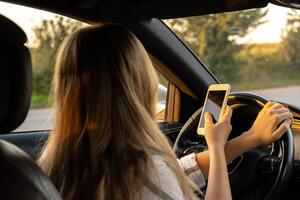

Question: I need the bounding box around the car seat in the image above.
[0,14,61,200]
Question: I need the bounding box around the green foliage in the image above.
[28,9,300,109]
[166,9,267,83]
[166,8,300,90]
[31,92,52,108]
[233,43,293,90]
[30,16,84,107]
[282,10,300,73]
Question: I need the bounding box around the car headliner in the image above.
[1,0,268,22]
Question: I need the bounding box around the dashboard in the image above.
[291,119,300,161]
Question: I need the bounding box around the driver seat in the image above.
[0,140,61,200]
[0,14,61,200]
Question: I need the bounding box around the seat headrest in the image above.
[0,140,62,200]
[0,15,27,44]
[0,14,32,133]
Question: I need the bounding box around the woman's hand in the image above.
[204,105,233,150]
[204,105,233,200]
[247,102,292,146]
[196,102,292,181]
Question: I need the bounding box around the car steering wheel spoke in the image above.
[257,155,281,175]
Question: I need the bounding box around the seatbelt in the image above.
[145,178,177,200]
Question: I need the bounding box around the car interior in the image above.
[0,14,61,199]
[1,0,300,199]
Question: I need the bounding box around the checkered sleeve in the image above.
[178,153,206,189]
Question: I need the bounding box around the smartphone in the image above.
[197,84,231,135]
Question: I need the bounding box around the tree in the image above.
[282,9,300,72]
[166,9,267,83]
[30,16,84,99]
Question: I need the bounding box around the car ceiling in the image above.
[1,0,268,22]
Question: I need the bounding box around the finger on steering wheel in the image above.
[265,101,275,108]
[271,107,290,114]
[276,112,293,124]
[270,102,284,109]
[272,119,291,140]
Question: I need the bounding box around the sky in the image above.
[243,4,291,43]
[0,2,55,44]
[0,2,295,44]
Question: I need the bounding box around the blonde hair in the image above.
[38,24,197,200]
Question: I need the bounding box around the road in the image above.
[15,108,54,132]
[245,85,300,106]
[14,85,300,132]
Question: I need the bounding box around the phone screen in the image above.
[199,90,226,128]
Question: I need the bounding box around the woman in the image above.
[38,24,292,200]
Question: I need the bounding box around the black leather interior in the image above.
[0,131,49,160]
[0,14,32,133]
[0,140,61,200]
[0,15,62,200]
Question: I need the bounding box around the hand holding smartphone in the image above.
[197,84,231,135]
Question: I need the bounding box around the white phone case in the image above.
[197,84,231,135]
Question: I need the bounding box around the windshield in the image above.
[165,4,300,106]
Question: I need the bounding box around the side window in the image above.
[156,71,169,121]
[0,2,171,131]
[0,2,87,132]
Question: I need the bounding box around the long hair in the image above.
[38,24,197,200]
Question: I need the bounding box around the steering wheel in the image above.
[173,93,294,200]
